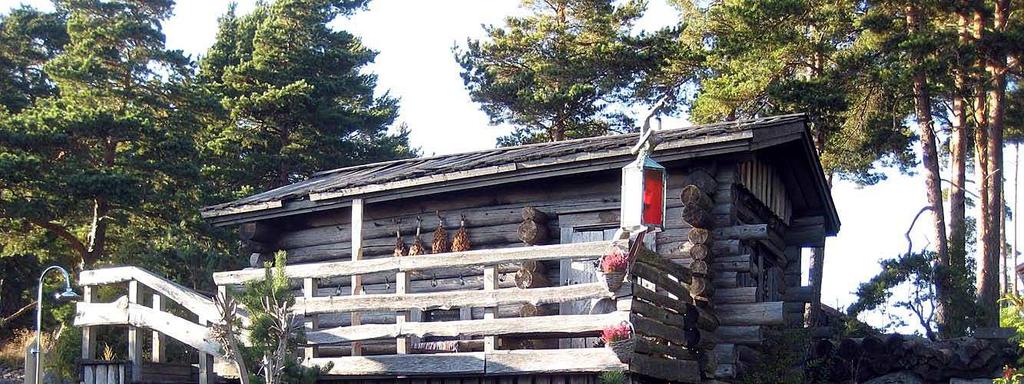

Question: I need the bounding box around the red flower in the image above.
[601,323,631,343]
[1004,366,1017,380]
[601,248,629,273]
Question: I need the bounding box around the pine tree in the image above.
[0,0,204,269]
[456,0,677,145]
[0,6,67,113]
[199,0,413,193]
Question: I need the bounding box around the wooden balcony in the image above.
[75,233,713,383]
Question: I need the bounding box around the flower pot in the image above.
[603,270,626,291]
[607,337,635,363]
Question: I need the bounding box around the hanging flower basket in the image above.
[600,247,629,291]
[603,270,626,291]
[602,323,634,363]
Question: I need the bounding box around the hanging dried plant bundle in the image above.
[432,213,450,254]
[409,218,426,256]
[451,215,471,252]
[393,228,407,257]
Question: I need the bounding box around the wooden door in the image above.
[559,227,618,348]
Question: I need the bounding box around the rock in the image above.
[863,371,925,384]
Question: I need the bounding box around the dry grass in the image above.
[0,329,55,370]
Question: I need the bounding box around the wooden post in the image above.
[303,278,319,359]
[484,265,499,352]
[127,280,142,381]
[151,293,166,363]
[199,314,214,384]
[396,270,410,353]
[351,198,364,356]
[81,285,97,360]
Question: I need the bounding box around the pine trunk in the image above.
[978,0,1009,326]
[906,4,951,332]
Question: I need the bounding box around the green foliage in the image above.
[456,0,680,145]
[597,370,625,384]
[0,6,67,113]
[231,251,328,384]
[199,0,414,192]
[848,250,978,339]
[672,0,916,184]
[740,328,807,384]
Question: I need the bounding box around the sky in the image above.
[3,0,1021,334]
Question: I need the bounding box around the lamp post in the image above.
[31,266,80,384]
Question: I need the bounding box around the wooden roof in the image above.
[202,113,838,232]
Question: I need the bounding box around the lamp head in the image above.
[54,287,80,302]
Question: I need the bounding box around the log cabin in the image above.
[73,113,839,384]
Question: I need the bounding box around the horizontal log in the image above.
[717,302,785,326]
[629,353,701,383]
[630,262,689,300]
[783,286,814,303]
[74,297,220,355]
[306,312,628,344]
[715,326,763,346]
[716,287,758,304]
[215,240,620,285]
[635,248,692,284]
[305,349,627,376]
[633,336,698,360]
[485,349,626,374]
[79,266,216,316]
[294,283,613,314]
[713,224,768,240]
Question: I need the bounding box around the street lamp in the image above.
[31,266,80,384]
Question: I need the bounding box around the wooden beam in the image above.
[73,297,222,356]
[80,266,216,316]
[630,262,689,301]
[306,312,629,344]
[81,285,96,360]
[783,286,814,303]
[716,287,758,304]
[303,278,319,359]
[717,302,785,326]
[712,224,768,240]
[213,240,621,285]
[485,349,625,374]
[484,265,499,352]
[127,281,142,381]
[295,283,613,314]
[151,294,165,363]
[305,349,628,376]
[351,198,364,356]
[635,249,692,284]
[715,326,763,346]
[308,353,486,376]
[629,353,701,383]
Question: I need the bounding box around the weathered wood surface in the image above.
[214,241,619,285]
[633,336,697,360]
[630,262,689,300]
[716,287,758,304]
[79,266,216,316]
[294,283,614,314]
[635,248,692,284]
[715,326,763,346]
[74,297,221,355]
[629,353,701,383]
[485,349,625,374]
[712,224,768,240]
[307,312,629,344]
[305,349,627,376]
[717,302,785,326]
